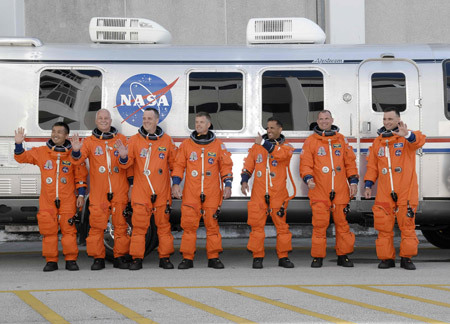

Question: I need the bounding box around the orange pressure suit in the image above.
[300,126,359,258]
[119,126,177,259]
[72,127,130,259]
[14,140,87,262]
[364,128,426,260]
[172,131,233,260]
[241,134,296,258]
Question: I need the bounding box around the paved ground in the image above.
[1,234,450,323]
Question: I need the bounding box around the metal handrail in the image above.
[0,37,43,47]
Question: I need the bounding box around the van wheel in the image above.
[80,200,159,261]
[76,198,90,246]
[104,205,159,261]
[421,226,450,249]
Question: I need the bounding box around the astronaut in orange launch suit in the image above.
[117,108,177,270]
[14,122,87,271]
[71,109,131,270]
[172,111,233,270]
[300,110,359,268]
[241,117,296,269]
[364,107,426,270]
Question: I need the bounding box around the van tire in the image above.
[421,226,450,249]
[80,199,159,261]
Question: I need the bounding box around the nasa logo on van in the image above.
[115,74,179,127]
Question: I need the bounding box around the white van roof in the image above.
[0,41,447,62]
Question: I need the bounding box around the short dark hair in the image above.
[267,117,283,128]
[384,107,400,117]
[144,108,160,119]
[318,110,333,118]
[196,111,212,123]
[52,122,69,134]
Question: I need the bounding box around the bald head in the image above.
[95,109,112,133]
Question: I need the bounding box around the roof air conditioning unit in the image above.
[247,17,326,45]
[89,17,172,44]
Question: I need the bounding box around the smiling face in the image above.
[266,120,282,140]
[95,109,112,133]
[142,110,158,134]
[51,126,68,146]
[195,116,211,135]
[383,111,400,131]
[317,111,333,131]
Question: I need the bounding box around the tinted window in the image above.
[444,61,450,119]
[39,69,102,130]
[261,70,324,131]
[188,72,243,130]
[371,72,406,112]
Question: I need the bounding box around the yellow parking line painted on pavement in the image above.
[82,288,156,324]
[14,290,69,324]
[220,286,355,324]
[150,287,254,324]
[418,285,450,292]
[286,285,447,324]
[354,285,450,308]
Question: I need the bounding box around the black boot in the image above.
[159,258,174,269]
[400,257,416,270]
[91,258,105,270]
[65,260,79,271]
[378,259,395,269]
[252,258,263,269]
[337,255,354,267]
[278,257,295,268]
[114,256,130,269]
[208,258,224,269]
[43,262,58,272]
[311,258,323,268]
[178,259,193,269]
[129,258,143,270]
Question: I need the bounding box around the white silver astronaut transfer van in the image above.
[1,17,450,256]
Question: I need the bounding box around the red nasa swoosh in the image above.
[115,77,179,124]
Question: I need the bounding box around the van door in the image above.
[358,59,422,200]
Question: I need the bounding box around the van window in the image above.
[371,72,406,112]
[444,61,450,119]
[39,69,102,130]
[261,70,324,131]
[188,72,243,130]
